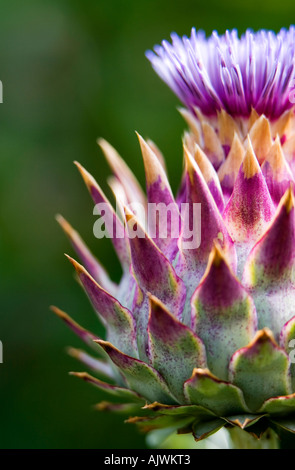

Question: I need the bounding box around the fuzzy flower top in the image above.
[146,27,295,119]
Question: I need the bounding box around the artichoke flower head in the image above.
[53,27,295,448]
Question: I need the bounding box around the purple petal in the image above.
[147,27,295,119]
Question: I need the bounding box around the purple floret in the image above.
[147,27,295,119]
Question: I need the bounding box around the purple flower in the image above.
[146,27,295,119]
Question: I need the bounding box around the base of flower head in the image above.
[146,425,280,449]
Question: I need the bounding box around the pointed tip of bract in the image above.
[249,107,260,128]
[248,114,272,164]
[98,136,146,208]
[147,294,174,324]
[178,107,201,142]
[69,371,82,377]
[225,132,245,169]
[261,135,295,205]
[74,160,96,191]
[276,183,295,216]
[73,160,82,171]
[136,131,151,157]
[146,139,167,171]
[212,243,227,267]
[217,132,245,195]
[55,213,65,225]
[237,327,276,350]
[208,243,227,268]
[97,137,124,172]
[94,339,121,357]
[108,175,127,207]
[193,143,207,167]
[199,243,232,284]
[135,131,145,150]
[93,338,108,347]
[96,136,107,149]
[137,132,165,186]
[243,137,261,179]
[217,108,241,147]
[201,120,225,169]
[148,293,165,310]
[147,293,177,330]
[50,305,68,320]
[184,142,206,189]
[255,327,276,343]
[232,326,278,356]
[50,304,99,347]
[183,144,197,181]
[266,135,285,170]
[189,367,214,379]
[66,346,81,359]
[272,109,294,139]
[65,253,85,274]
[193,142,224,198]
[123,205,136,225]
[282,184,295,214]
[69,371,90,380]
[55,214,75,238]
[224,135,275,243]
[182,130,196,155]
[193,143,224,204]
[96,137,119,167]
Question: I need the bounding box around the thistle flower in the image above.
[53,28,295,449]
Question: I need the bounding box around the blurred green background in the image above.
[0,0,295,449]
